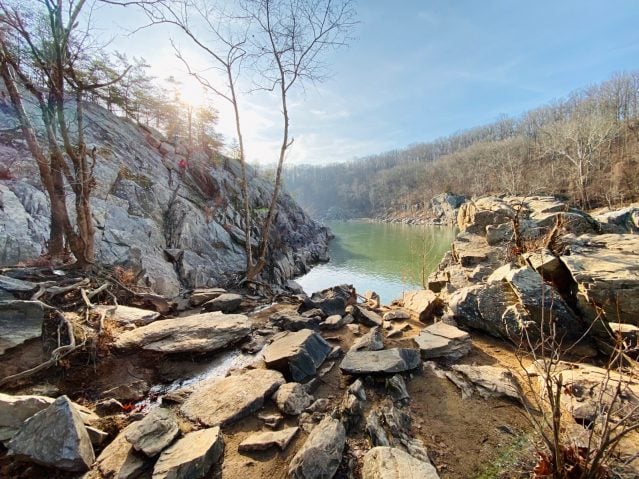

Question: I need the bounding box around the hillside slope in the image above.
[0,98,329,296]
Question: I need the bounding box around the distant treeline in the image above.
[284,71,639,218]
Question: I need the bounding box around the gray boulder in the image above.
[340,348,421,375]
[125,408,179,457]
[351,326,384,352]
[306,285,356,316]
[153,427,224,479]
[0,393,54,442]
[273,383,314,416]
[353,305,383,327]
[181,369,285,426]
[201,293,243,313]
[288,417,346,479]
[270,310,322,331]
[113,312,251,353]
[362,447,440,479]
[0,300,45,355]
[7,395,94,472]
[263,329,332,381]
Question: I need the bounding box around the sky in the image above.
[95,0,639,165]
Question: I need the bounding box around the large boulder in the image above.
[401,290,443,322]
[153,427,224,479]
[263,329,332,381]
[7,396,95,472]
[113,312,251,353]
[430,193,465,225]
[594,206,639,233]
[181,369,285,426]
[362,446,440,479]
[340,348,421,375]
[305,285,356,317]
[288,417,346,479]
[457,197,515,235]
[353,305,383,327]
[0,300,45,355]
[560,234,639,325]
[125,408,179,457]
[270,310,322,331]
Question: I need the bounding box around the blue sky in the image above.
[97,0,639,165]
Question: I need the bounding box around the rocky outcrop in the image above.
[7,396,94,472]
[430,193,466,226]
[180,369,285,426]
[113,312,251,353]
[288,417,346,479]
[0,101,330,296]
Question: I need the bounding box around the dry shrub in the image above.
[113,265,137,286]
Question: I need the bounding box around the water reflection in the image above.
[298,221,457,304]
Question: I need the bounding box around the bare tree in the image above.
[109,0,356,282]
[535,114,618,209]
[0,0,128,268]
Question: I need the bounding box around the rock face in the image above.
[340,348,421,375]
[0,300,45,355]
[430,193,466,226]
[263,329,332,381]
[560,234,639,325]
[125,408,179,457]
[362,446,440,479]
[153,427,224,479]
[7,395,94,472]
[414,322,471,360]
[0,101,330,295]
[181,369,285,426]
[113,312,251,353]
[288,417,346,479]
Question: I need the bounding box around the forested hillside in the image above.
[284,72,639,218]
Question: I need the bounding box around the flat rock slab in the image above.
[113,312,251,353]
[263,329,332,381]
[238,427,299,452]
[0,300,45,355]
[189,288,226,307]
[201,293,243,313]
[181,369,285,427]
[362,446,440,479]
[382,310,410,321]
[414,322,471,361]
[125,408,179,457]
[448,364,522,403]
[153,427,224,479]
[288,417,346,479]
[96,304,160,327]
[340,348,421,375]
[0,275,37,293]
[8,396,94,472]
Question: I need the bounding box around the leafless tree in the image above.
[0,0,128,268]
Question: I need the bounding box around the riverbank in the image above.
[1,195,638,479]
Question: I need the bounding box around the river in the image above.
[297,221,457,304]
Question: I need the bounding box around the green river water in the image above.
[297,221,458,304]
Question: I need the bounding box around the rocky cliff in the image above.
[0,99,330,297]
